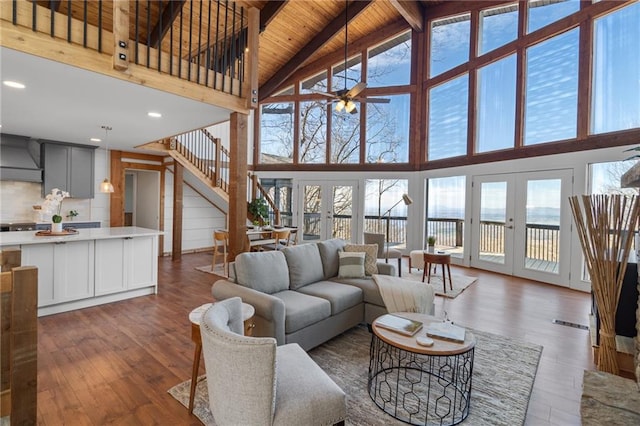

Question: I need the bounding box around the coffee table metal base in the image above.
[368,332,474,426]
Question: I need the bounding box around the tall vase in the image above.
[51,222,63,233]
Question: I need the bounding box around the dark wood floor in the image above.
[35,252,593,425]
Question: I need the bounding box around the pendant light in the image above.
[100,125,114,193]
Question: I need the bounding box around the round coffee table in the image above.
[368,313,476,426]
[187,302,255,414]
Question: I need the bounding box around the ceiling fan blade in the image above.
[309,89,337,98]
[358,97,391,104]
[346,82,366,98]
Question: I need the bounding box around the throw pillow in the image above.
[338,251,366,278]
[344,243,378,276]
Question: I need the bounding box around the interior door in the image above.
[470,170,572,286]
[299,181,358,242]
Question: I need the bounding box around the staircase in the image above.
[139,127,280,222]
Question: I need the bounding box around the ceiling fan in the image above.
[313,0,390,114]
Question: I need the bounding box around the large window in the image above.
[428,74,469,160]
[524,28,579,145]
[299,101,327,164]
[332,55,362,93]
[366,94,410,163]
[367,31,411,87]
[528,0,580,33]
[479,4,518,55]
[364,179,409,247]
[426,176,466,258]
[331,109,360,164]
[301,71,328,95]
[430,14,471,77]
[476,54,517,153]
[260,103,294,164]
[591,2,640,134]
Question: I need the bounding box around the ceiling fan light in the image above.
[335,100,346,112]
[345,100,356,113]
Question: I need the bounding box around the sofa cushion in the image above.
[281,244,325,290]
[272,290,331,333]
[344,244,378,275]
[338,251,365,278]
[330,277,384,307]
[235,251,289,294]
[297,281,363,315]
[317,238,348,279]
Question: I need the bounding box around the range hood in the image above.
[0,134,42,182]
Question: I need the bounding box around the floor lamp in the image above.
[381,194,413,260]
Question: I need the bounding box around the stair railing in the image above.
[248,172,281,225]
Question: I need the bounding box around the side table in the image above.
[187,302,255,414]
[422,252,453,294]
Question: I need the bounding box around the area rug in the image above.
[581,370,640,425]
[195,264,226,277]
[404,270,478,298]
[168,324,541,425]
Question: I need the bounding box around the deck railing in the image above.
[4,0,248,97]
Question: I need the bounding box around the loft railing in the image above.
[171,128,229,192]
[3,0,249,97]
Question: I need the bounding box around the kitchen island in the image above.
[0,226,162,316]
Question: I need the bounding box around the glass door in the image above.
[299,181,358,242]
[470,170,572,286]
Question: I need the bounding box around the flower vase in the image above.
[51,222,63,233]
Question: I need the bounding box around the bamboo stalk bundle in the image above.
[569,194,640,375]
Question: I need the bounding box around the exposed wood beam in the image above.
[259,0,287,32]
[149,0,186,48]
[259,0,373,101]
[246,7,259,109]
[389,0,424,32]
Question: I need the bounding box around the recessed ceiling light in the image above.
[90,138,102,142]
[3,80,26,89]
[148,111,162,118]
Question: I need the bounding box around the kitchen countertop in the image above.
[0,226,163,246]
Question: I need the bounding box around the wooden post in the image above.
[246,7,259,109]
[215,138,222,187]
[172,162,184,260]
[113,0,130,71]
[228,112,249,259]
[109,150,124,227]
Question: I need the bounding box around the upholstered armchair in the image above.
[200,297,347,426]
[364,232,403,277]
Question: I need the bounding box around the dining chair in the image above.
[212,229,229,275]
[262,229,291,251]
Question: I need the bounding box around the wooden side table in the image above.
[422,252,453,294]
[187,302,255,414]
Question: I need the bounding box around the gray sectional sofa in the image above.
[211,238,397,350]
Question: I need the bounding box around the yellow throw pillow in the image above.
[344,244,378,276]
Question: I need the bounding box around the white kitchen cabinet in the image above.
[95,235,157,295]
[22,240,95,307]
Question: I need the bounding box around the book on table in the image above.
[426,321,466,343]
[375,314,423,336]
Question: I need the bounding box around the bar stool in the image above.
[212,229,229,276]
[422,252,453,294]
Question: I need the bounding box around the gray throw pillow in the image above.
[235,251,289,294]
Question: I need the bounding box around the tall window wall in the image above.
[426,0,640,161]
[259,31,412,166]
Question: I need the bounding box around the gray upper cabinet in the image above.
[42,143,96,198]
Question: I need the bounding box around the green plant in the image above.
[427,236,436,246]
[67,210,79,219]
[248,198,269,223]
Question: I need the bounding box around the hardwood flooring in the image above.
[34,252,593,425]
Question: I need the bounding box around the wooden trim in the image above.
[172,162,184,261]
[121,162,165,172]
[246,7,259,109]
[120,152,166,162]
[411,29,426,168]
[109,150,124,227]
[228,113,249,259]
[467,10,479,156]
[112,0,129,71]
[577,18,593,140]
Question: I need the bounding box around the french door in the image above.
[470,170,572,286]
[299,181,358,243]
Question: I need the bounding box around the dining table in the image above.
[246,227,293,250]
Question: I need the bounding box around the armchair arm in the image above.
[211,280,286,345]
[376,261,397,277]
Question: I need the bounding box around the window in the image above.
[301,71,328,95]
[366,94,410,163]
[524,28,579,145]
[331,108,360,164]
[367,31,411,87]
[299,101,327,163]
[476,54,517,153]
[528,0,580,33]
[591,2,640,134]
[428,74,469,160]
[426,176,465,257]
[274,85,294,96]
[590,161,638,196]
[429,14,471,77]
[260,103,294,164]
[364,179,409,247]
[479,4,518,55]
[332,55,362,93]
